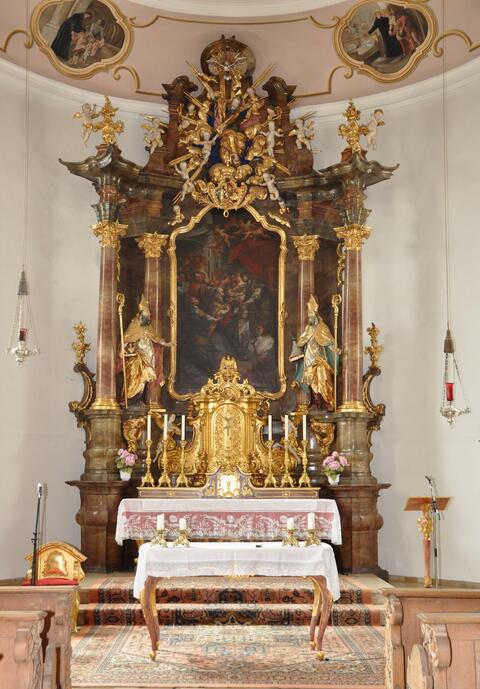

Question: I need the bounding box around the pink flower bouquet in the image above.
[322,451,348,481]
[115,449,137,476]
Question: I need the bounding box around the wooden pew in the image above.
[0,610,47,689]
[0,586,78,689]
[381,588,480,689]
[407,612,480,689]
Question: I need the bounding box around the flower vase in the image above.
[327,473,340,486]
[119,470,131,481]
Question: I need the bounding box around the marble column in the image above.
[292,234,320,409]
[90,220,127,410]
[333,223,371,412]
[136,232,168,409]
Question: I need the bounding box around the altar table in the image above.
[134,541,340,661]
[116,498,342,545]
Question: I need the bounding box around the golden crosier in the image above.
[292,235,320,261]
[92,220,128,250]
[136,233,168,259]
[72,322,91,365]
[334,223,371,250]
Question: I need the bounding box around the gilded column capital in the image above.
[136,233,168,258]
[334,223,371,250]
[91,220,127,250]
[292,234,320,261]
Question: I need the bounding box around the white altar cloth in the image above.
[116,498,342,545]
[133,541,340,601]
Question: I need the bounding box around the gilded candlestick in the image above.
[173,529,190,547]
[304,529,321,547]
[140,438,155,487]
[176,439,189,487]
[264,440,277,487]
[298,439,311,487]
[157,440,171,487]
[280,441,295,488]
[282,528,299,547]
[150,528,168,547]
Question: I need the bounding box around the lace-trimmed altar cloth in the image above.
[133,541,341,601]
[116,498,342,545]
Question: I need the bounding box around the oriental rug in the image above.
[80,575,383,627]
[71,624,385,688]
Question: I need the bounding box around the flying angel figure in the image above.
[73,103,99,145]
[365,109,385,150]
[142,115,168,154]
[289,114,316,151]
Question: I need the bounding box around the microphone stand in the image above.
[31,484,43,586]
[426,477,441,587]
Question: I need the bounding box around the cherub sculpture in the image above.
[365,108,385,150]
[142,115,168,154]
[289,116,315,151]
[73,103,99,145]
[174,160,196,202]
[264,108,283,157]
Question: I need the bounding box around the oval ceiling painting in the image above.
[335,0,437,82]
[31,0,133,79]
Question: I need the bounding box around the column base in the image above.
[322,481,390,574]
[66,480,130,571]
[91,397,120,411]
[337,400,367,413]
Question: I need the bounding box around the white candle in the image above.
[268,415,272,442]
[302,415,307,441]
[179,517,187,531]
[163,413,168,441]
[284,415,289,441]
[287,517,295,530]
[307,512,315,530]
[181,415,185,441]
[157,514,165,530]
[147,413,151,441]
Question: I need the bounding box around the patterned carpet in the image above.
[79,575,384,627]
[71,624,385,688]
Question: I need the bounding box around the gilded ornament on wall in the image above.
[334,0,437,83]
[30,0,133,79]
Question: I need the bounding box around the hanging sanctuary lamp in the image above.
[6,0,40,365]
[438,0,469,425]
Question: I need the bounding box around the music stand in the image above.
[405,496,450,587]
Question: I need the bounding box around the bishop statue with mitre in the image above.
[289,295,337,410]
[121,295,171,403]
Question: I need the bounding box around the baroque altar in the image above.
[65,36,394,574]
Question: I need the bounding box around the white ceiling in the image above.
[133,0,341,18]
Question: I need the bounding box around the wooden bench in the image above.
[407,611,480,689]
[381,588,480,689]
[0,610,46,689]
[0,586,78,689]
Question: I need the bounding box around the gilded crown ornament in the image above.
[74,96,124,147]
[338,100,369,153]
[365,323,383,369]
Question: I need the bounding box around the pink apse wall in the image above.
[0,0,479,105]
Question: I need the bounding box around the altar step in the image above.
[78,574,386,627]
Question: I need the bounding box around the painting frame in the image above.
[334,0,438,83]
[30,0,133,80]
[167,211,287,402]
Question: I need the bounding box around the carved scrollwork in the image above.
[363,323,385,450]
[310,419,335,457]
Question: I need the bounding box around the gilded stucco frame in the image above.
[30,0,133,80]
[334,0,438,83]
[167,207,288,402]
